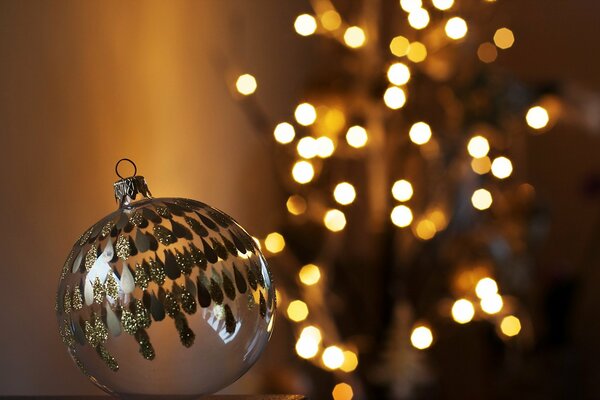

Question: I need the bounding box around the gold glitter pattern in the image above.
[85,313,108,347]
[134,262,150,290]
[134,329,155,360]
[180,285,197,315]
[97,345,119,372]
[100,221,115,238]
[63,286,72,314]
[174,313,195,347]
[59,321,74,347]
[105,274,119,299]
[84,246,97,271]
[72,286,83,310]
[116,235,130,260]
[148,257,166,285]
[155,206,171,218]
[122,300,152,335]
[92,277,106,304]
[164,292,179,318]
[175,249,193,275]
[79,228,93,245]
[153,225,176,246]
[129,211,144,227]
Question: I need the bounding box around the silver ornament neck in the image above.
[113,159,152,208]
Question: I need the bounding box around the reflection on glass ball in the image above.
[56,196,276,398]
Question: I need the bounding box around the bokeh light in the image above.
[526,106,549,129]
[297,136,318,159]
[322,346,345,369]
[477,42,498,63]
[480,293,503,314]
[471,156,492,175]
[334,182,357,205]
[387,62,411,85]
[391,205,413,227]
[475,277,498,299]
[324,209,347,232]
[390,35,410,57]
[295,103,317,126]
[346,125,369,148]
[344,26,366,48]
[286,195,307,215]
[415,219,436,240]
[432,0,454,10]
[340,351,359,372]
[320,10,341,31]
[471,188,493,210]
[332,383,354,400]
[299,264,321,286]
[287,300,309,322]
[491,156,513,179]
[452,299,475,324]
[494,27,515,49]
[292,160,315,184]
[383,86,407,109]
[274,122,295,144]
[467,135,490,158]
[500,315,522,337]
[294,14,317,36]
[400,0,423,12]
[411,326,433,350]
[316,136,335,158]
[407,41,427,62]
[235,74,257,95]
[409,121,432,145]
[296,335,319,359]
[264,232,285,253]
[445,17,468,39]
[392,179,413,202]
[408,8,430,30]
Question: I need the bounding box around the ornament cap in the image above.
[113,159,152,207]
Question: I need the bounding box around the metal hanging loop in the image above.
[115,158,138,179]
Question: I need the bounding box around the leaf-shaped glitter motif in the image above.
[115,235,130,260]
[155,205,171,219]
[153,225,176,246]
[171,219,193,240]
[121,309,137,335]
[220,233,238,257]
[245,263,258,291]
[224,304,236,334]
[100,221,115,239]
[63,286,72,314]
[165,201,186,216]
[180,285,197,315]
[174,313,195,347]
[250,260,265,287]
[72,286,83,310]
[211,238,228,261]
[85,313,108,347]
[206,208,231,228]
[150,291,165,321]
[196,212,218,231]
[209,278,224,305]
[128,236,138,257]
[189,242,207,270]
[92,277,105,304]
[96,345,119,371]
[184,216,208,237]
[104,274,119,299]
[134,261,150,290]
[164,292,179,318]
[142,207,162,223]
[120,263,135,294]
[145,231,159,251]
[134,329,155,360]
[85,245,98,271]
[105,304,122,337]
[196,277,212,308]
[84,278,94,306]
[201,237,218,264]
[163,250,181,280]
[222,271,236,300]
[233,263,247,294]
[129,211,146,228]
[133,299,152,329]
[175,248,194,275]
[229,229,246,255]
[148,256,166,285]
[79,228,94,246]
[259,291,267,318]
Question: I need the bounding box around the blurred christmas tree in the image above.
[225,0,596,398]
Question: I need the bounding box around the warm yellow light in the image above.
[387,62,411,85]
[526,106,549,129]
[346,125,368,148]
[334,182,356,205]
[471,188,493,210]
[471,156,492,175]
[294,14,317,36]
[320,10,342,31]
[500,315,521,337]
[445,17,468,40]
[235,74,257,95]
[408,8,430,30]
[332,383,354,400]
[475,277,498,299]
[316,136,335,158]
[410,326,433,350]
[264,232,285,253]
[452,298,475,324]
[480,293,503,315]
[274,122,296,144]
[390,36,410,57]
[300,325,322,343]
[400,0,422,12]
[467,135,490,158]
[295,335,319,359]
[477,42,498,63]
[407,41,427,62]
[428,209,448,231]
[383,86,407,109]
[287,300,309,322]
[409,121,432,145]
[287,195,307,215]
[322,346,345,369]
[295,103,317,126]
[494,27,515,50]
[432,0,454,10]
[344,26,366,48]
[340,351,359,372]
[415,219,436,240]
[391,179,413,202]
[299,264,321,286]
[391,205,413,228]
[292,160,315,184]
[321,107,346,133]
[324,209,347,232]
[297,136,318,159]
[491,156,513,179]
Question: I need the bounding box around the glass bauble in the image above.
[55,163,276,398]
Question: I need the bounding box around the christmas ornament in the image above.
[56,159,276,398]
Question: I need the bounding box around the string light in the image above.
[391,179,413,202]
[526,106,549,129]
[292,160,315,184]
[445,17,468,40]
[387,62,411,85]
[409,122,432,145]
[494,27,515,49]
[407,41,427,62]
[296,335,319,359]
[287,195,307,215]
[475,277,498,299]
[332,383,354,400]
[295,103,317,126]
[500,315,521,337]
[299,264,321,285]
[324,209,347,232]
[390,35,410,57]
[391,205,413,227]
[471,188,493,210]
[467,135,490,158]
[477,42,498,63]
[334,182,357,205]
[400,0,422,13]
[432,0,454,10]
[287,300,309,322]
[316,136,335,158]
[340,351,359,372]
[320,10,342,31]
[410,326,433,350]
[264,232,285,253]
[235,74,257,95]
[452,299,475,324]
[300,325,322,343]
[322,346,345,369]
[343,26,366,48]
[408,8,430,30]
[415,219,436,240]
[297,136,318,159]
[491,156,513,179]
[294,14,317,36]
[346,125,368,148]
[274,122,295,144]
[383,86,407,109]
[471,156,492,175]
[480,293,503,314]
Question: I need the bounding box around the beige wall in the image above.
[0,1,306,395]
